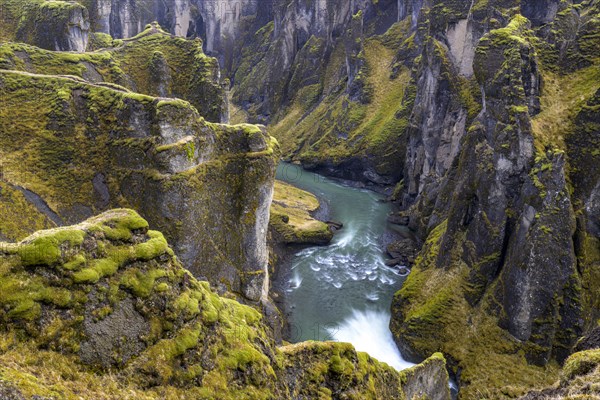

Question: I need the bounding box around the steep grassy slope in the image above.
[269,27,412,184]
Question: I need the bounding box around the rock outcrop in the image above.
[0,67,276,302]
[270,180,333,246]
[0,210,451,399]
[0,23,225,123]
[0,0,90,52]
[85,0,265,67]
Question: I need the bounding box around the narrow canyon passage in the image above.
[274,162,414,370]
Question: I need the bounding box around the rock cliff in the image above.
[0,66,276,302]
[0,0,90,52]
[387,1,600,397]
[0,22,225,122]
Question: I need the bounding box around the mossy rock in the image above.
[0,69,277,301]
[0,0,89,52]
[0,210,450,399]
[269,180,333,245]
[0,22,225,122]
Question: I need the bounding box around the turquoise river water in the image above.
[274,162,414,370]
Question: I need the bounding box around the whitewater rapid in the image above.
[275,163,414,371]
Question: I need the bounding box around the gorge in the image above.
[0,0,599,399]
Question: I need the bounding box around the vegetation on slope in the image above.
[269,22,412,183]
[0,210,449,399]
[0,22,224,122]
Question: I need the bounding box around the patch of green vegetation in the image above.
[561,349,600,383]
[0,181,56,241]
[270,33,412,178]
[0,0,87,51]
[270,181,332,245]
[0,209,446,398]
[531,66,600,152]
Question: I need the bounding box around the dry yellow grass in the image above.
[532,65,600,151]
[271,180,326,233]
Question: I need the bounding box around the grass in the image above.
[270,180,332,244]
[532,64,600,152]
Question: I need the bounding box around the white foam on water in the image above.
[295,247,318,257]
[329,309,415,371]
[289,272,303,290]
[335,227,357,247]
[366,292,379,301]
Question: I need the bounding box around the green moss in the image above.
[0,0,88,51]
[531,66,600,152]
[72,268,100,284]
[63,254,86,271]
[0,181,56,241]
[562,349,600,382]
[17,229,85,266]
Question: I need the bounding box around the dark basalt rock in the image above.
[386,238,419,267]
[521,0,560,26]
[575,327,600,352]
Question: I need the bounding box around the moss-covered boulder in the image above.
[0,0,90,52]
[0,208,287,398]
[0,210,450,399]
[0,69,276,301]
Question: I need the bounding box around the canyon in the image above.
[0,0,599,398]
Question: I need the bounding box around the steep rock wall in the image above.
[0,69,277,302]
[0,0,90,51]
[388,1,600,397]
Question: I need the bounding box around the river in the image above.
[274,162,414,371]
